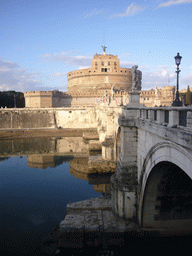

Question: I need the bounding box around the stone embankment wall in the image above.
[0,106,122,148]
[0,107,98,130]
[0,109,55,129]
[55,108,97,129]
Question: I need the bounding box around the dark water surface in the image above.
[0,155,103,256]
[1,137,192,256]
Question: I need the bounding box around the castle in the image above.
[24,48,175,108]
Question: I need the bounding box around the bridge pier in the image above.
[111,106,139,221]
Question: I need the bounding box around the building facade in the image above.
[24,50,175,108]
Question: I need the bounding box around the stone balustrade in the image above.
[139,106,192,129]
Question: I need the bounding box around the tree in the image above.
[186,85,191,105]
[0,91,25,108]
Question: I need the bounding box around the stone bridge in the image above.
[1,101,192,231]
[111,104,192,230]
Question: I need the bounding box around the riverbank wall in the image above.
[0,108,55,129]
[0,107,98,130]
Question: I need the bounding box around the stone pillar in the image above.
[111,76,141,220]
[157,109,164,124]
[102,137,115,162]
[168,109,179,127]
[111,112,138,221]
[187,110,192,129]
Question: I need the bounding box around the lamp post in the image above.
[172,52,182,106]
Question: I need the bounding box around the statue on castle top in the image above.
[131,65,142,91]
[101,46,107,55]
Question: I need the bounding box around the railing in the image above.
[139,107,192,129]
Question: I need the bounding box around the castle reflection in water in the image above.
[0,136,117,195]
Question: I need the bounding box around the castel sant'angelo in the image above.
[24,47,175,107]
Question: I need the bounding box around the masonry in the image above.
[0,107,97,130]
[0,105,122,145]
[111,104,192,230]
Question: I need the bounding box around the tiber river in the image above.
[0,136,112,256]
[0,136,192,256]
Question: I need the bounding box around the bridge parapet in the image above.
[139,106,192,129]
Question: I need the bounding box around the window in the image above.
[108,62,110,66]
[101,68,107,72]
[102,62,104,66]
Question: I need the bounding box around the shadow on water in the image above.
[0,138,192,256]
[0,137,114,256]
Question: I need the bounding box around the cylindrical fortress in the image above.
[67,54,132,93]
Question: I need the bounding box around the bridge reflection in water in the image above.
[1,131,192,254]
[1,132,192,231]
[0,135,117,256]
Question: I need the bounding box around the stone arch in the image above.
[141,161,192,229]
[138,141,192,228]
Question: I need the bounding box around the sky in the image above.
[1,0,192,92]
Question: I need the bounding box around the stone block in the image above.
[58,231,84,248]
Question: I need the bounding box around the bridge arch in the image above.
[138,141,192,228]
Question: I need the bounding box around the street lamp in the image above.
[172,52,182,106]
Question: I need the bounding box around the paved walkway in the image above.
[60,197,138,233]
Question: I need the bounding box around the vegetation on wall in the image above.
[0,91,25,108]
[186,85,191,105]
[179,86,192,105]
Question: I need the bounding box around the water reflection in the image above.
[0,137,90,157]
[27,155,73,169]
[0,136,117,256]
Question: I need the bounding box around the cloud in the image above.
[0,58,42,92]
[141,65,175,90]
[180,71,192,88]
[83,9,106,18]
[51,72,67,77]
[157,0,192,8]
[110,3,146,18]
[141,64,191,90]
[120,61,137,68]
[41,52,92,68]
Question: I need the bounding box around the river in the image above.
[0,136,191,256]
[0,136,113,256]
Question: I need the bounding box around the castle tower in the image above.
[67,49,132,94]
